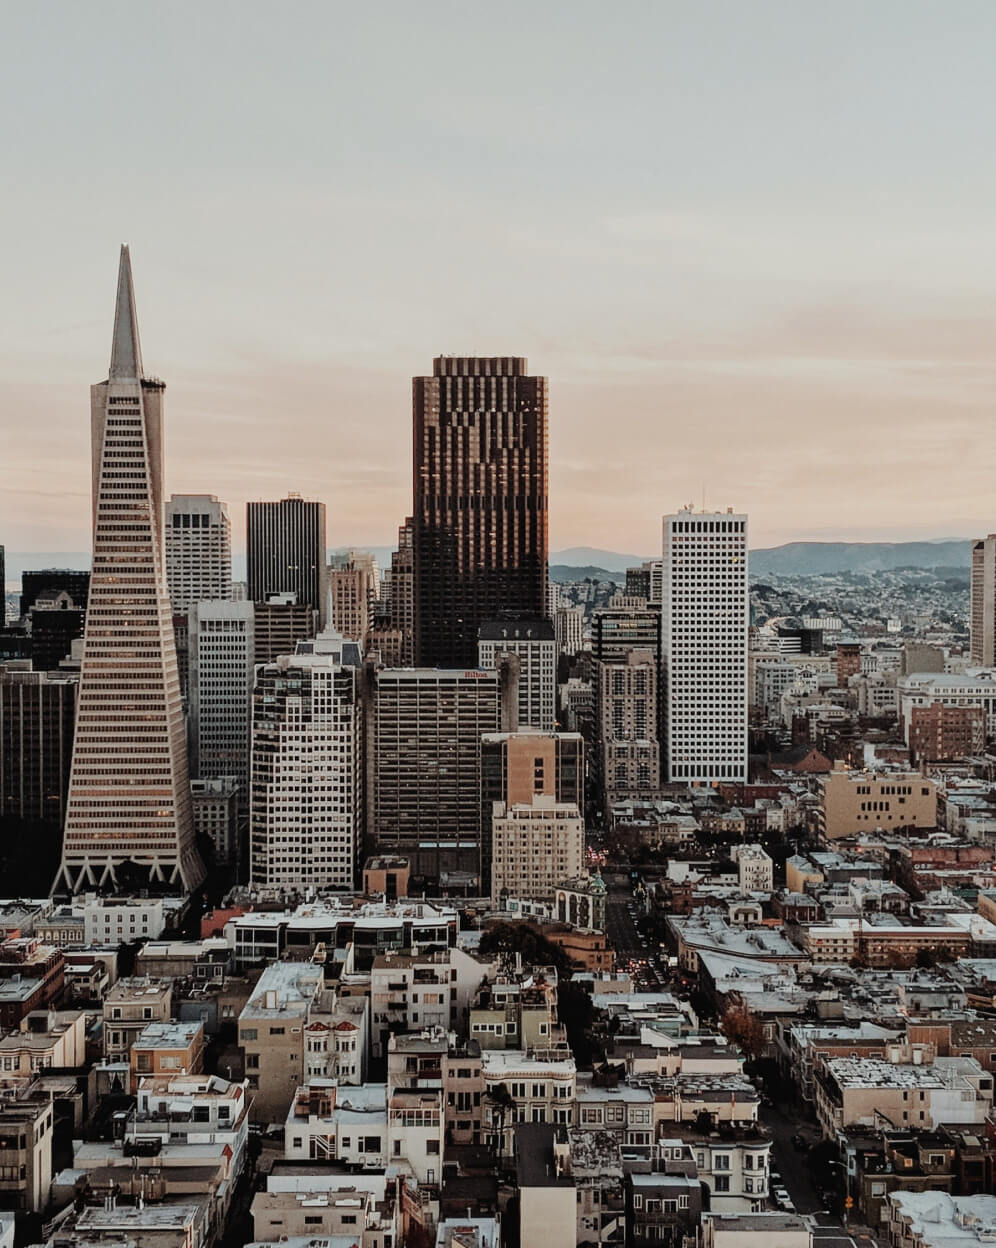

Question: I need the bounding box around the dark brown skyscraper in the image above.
[413,356,548,668]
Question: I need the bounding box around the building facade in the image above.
[555,605,584,658]
[491,795,584,905]
[478,617,556,731]
[0,666,77,824]
[971,535,996,666]
[596,648,661,809]
[188,600,254,806]
[55,247,205,894]
[662,509,748,783]
[247,494,327,619]
[480,728,584,893]
[164,494,232,614]
[251,630,363,890]
[412,356,548,667]
[369,665,518,881]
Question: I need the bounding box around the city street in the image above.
[605,881,666,989]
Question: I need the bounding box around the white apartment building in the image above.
[481,1049,576,1152]
[731,844,774,894]
[188,601,254,806]
[479,619,556,731]
[84,896,165,946]
[662,508,748,783]
[165,495,233,615]
[250,628,363,890]
[491,796,584,905]
[369,946,488,1058]
[284,1080,445,1183]
[555,606,584,657]
[132,1073,250,1184]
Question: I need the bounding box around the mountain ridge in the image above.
[3,539,975,590]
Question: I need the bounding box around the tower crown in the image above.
[109,244,144,381]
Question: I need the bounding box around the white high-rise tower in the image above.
[55,247,206,893]
[662,507,748,784]
[165,495,232,614]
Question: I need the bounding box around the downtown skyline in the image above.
[5,3,996,554]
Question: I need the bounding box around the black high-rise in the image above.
[412,356,548,668]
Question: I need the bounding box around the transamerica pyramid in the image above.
[54,247,206,894]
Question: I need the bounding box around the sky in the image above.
[3,1,996,560]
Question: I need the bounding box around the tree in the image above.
[478,921,573,977]
[558,982,602,1069]
[721,1003,768,1062]
[485,1081,516,1155]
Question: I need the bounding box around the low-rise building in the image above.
[628,1171,704,1246]
[0,1087,53,1212]
[482,1048,576,1153]
[731,844,774,893]
[83,894,167,945]
[238,961,324,1124]
[0,1008,86,1078]
[103,977,172,1062]
[815,1055,993,1137]
[887,1191,996,1248]
[819,767,937,840]
[252,1176,396,1246]
[702,1213,812,1248]
[516,1123,576,1248]
[130,1020,205,1078]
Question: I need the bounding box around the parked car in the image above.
[773,1187,792,1209]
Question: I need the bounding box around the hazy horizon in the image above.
[5,3,996,554]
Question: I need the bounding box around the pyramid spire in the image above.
[109,244,144,381]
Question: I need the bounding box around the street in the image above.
[605,880,666,990]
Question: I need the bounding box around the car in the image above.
[773,1187,792,1209]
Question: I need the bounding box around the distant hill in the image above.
[750,540,972,576]
[550,547,651,574]
[4,539,975,592]
[549,564,621,584]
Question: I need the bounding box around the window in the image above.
[427,1139,439,1154]
[633,1194,643,1210]
[714,1154,730,1171]
[714,1176,730,1193]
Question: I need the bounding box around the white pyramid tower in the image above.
[54,247,206,894]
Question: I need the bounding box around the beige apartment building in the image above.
[491,795,584,905]
[815,1055,993,1137]
[103,978,172,1063]
[239,962,324,1124]
[327,560,377,644]
[819,767,937,840]
[971,535,996,666]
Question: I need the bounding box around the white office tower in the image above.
[662,507,748,783]
[555,606,584,657]
[250,626,363,889]
[188,601,255,808]
[165,495,232,614]
[56,247,205,893]
[478,618,556,731]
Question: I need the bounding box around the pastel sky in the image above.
[4,1,996,557]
